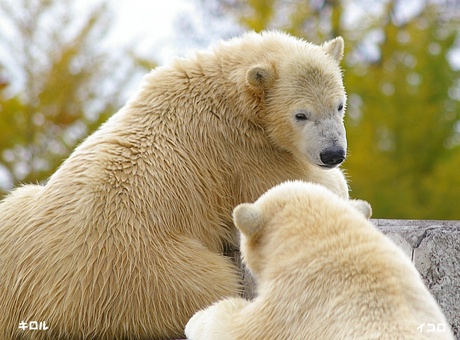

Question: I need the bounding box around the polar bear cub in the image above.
[185,181,453,340]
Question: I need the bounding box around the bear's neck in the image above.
[49,47,310,211]
[131,46,264,123]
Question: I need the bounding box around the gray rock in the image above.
[373,220,460,340]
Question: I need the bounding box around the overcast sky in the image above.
[107,0,195,63]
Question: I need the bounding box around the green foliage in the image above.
[0,0,144,196]
[345,5,460,219]
[240,0,276,31]
[2,0,459,219]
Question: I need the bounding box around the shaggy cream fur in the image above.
[0,31,349,339]
[186,181,453,340]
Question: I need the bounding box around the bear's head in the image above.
[246,33,347,169]
[232,181,371,277]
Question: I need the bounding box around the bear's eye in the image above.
[295,113,308,121]
[338,103,344,112]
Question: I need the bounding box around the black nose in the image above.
[320,146,346,167]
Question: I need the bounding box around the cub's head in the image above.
[233,181,371,277]
[246,33,347,169]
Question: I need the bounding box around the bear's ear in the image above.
[233,203,264,236]
[349,199,372,219]
[322,36,344,63]
[246,63,276,91]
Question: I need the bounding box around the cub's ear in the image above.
[246,63,276,91]
[349,199,372,219]
[322,36,344,63]
[233,203,264,236]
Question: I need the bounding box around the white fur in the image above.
[0,31,351,339]
[186,181,453,340]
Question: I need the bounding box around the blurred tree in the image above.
[183,0,460,219]
[344,3,460,219]
[0,0,146,197]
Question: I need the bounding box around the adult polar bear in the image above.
[0,31,349,339]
